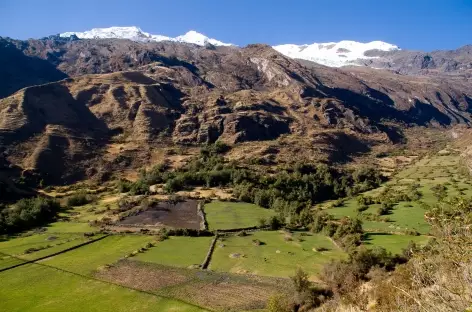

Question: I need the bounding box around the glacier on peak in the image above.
[273,40,400,67]
[60,26,233,46]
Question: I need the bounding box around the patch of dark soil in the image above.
[119,199,201,229]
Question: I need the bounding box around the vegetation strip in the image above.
[216,226,261,233]
[201,234,219,270]
[0,234,109,273]
[197,201,208,230]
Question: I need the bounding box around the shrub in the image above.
[268,216,284,230]
[129,180,151,195]
[377,202,393,216]
[266,294,291,312]
[66,192,92,207]
[357,204,369,213]
[258,217,268,227]
[331,198,345,207]
[291,268,310,293]
[117,179,133,193]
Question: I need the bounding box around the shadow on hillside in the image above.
[318,85,453,132]
[0,40,68,99]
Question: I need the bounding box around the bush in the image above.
[268,216,284,230]
[377,202,393,216]
[291,268,310,293]
[357,204,369,213]
[258,217,268,227]
[66,192,92,207]
[129,180,151,195]
[266,294,292,312]
[117,179,133,193]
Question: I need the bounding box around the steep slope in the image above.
[0,39,68,98]
[1,37,471,183]
[3,36,471,128]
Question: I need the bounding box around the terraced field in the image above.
[325,150,470,253]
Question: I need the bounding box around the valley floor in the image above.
[0,146,469,311]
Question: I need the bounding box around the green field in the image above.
[0,264,206,312]
[44,235,153,275]
[134,236,213,268]
[210,231,346,278]
[205,201,277,230]
[362,233,430,255]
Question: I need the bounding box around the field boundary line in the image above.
[0,234,109,273]
[201,233,218,269]
[327,236,343,251]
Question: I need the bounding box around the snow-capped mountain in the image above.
[60,27,402,67]
[60,26,233,47]
[273,40,400,67]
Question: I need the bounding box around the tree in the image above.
[291,268,310,293]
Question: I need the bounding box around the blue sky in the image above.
[0,0,471,51]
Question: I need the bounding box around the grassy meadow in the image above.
[43,235,153,275]
[134,236,213,268]
[205,201,277,230]
[210,230,346,279]
[0,264,206,312]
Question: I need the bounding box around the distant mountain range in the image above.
[58,26,472,73]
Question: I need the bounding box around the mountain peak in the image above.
[175,30,233,46]
[60,26,232,46]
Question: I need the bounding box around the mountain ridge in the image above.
[57,26,472,73]
[0,32,471,183]
[60,26,234,47]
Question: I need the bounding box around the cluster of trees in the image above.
[0,197,61,234]
[311,211,364,252]
[122,142,384,219]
